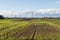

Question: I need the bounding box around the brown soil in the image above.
[10,24,60,39]
[13,24,36,38]
[36,24,60,34]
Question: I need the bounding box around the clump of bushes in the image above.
[0,15,5,19]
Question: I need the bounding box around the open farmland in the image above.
[0,19,60,40]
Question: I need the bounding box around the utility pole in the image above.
[32,11,33,19]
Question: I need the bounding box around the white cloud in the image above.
[0,9,60,18]
[38,9,60,14]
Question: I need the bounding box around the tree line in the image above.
[0,15,60,19]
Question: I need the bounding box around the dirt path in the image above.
[14,24,36,39]
[10,23,60,40]
[36,24,60,34]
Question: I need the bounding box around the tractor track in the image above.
[4,23,60,40]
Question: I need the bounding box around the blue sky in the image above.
[0,0,60,18]
[0,0,60,11]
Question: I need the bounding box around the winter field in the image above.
[0,19,60,40]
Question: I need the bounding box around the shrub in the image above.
[0,15,5,19]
